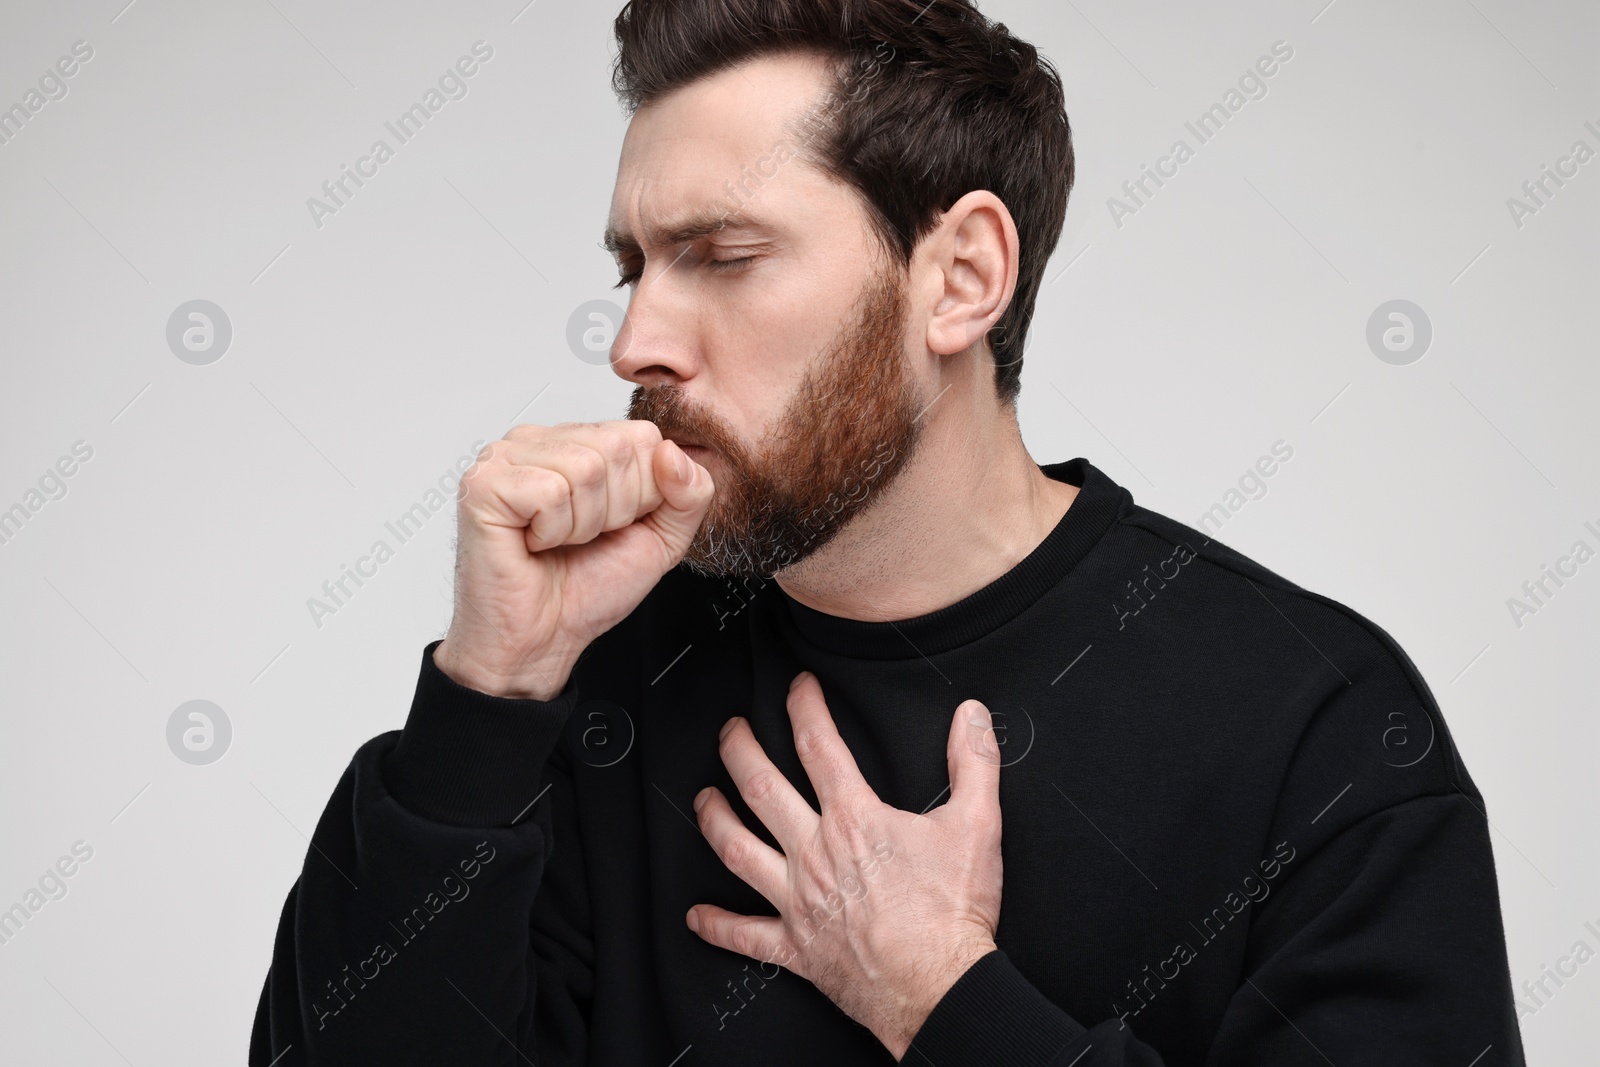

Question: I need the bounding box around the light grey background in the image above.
[1,0,1594,1062]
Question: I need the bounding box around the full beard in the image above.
[627,262,924,579]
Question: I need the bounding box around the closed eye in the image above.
[706,255,757,275]
[612,254,759,290]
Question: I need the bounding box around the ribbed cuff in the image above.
[383,639,579,826]
[904,949,1086,1065]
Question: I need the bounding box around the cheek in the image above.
[706,256,887,436]
[707,322,818,428]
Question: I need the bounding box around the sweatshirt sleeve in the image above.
[249,639,593,1066]
[904,791,1526,1065]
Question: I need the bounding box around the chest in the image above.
[563,645,1274,1064]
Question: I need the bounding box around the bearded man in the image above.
[252,2,1525,1064]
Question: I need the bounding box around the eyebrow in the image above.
[601,211,776,259]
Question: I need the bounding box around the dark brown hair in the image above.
[611,0,1073,408]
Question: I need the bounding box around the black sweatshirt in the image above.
[251,457,1527,1065]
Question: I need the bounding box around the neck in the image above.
[774,395,1078,622]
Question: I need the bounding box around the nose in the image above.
[608,280,701,387]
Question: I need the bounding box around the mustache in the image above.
[628,386,740,459]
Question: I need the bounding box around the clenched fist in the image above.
[433,420,715,699]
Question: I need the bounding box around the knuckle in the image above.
[627,418,664,445]
[827,806,871,850]
[743,769,779,804]
[554,428,634,493]
[599,426,639,468]
[798,847,835,888]
[460,460,507,505]
[565,444,608,491]
[502,462,552,493]
[515,471,571,527]
[599,443,638,498]
[730,919,759,957]
[794,724,831,760]
[466,441,504,476]
[626,421,663,470]
[720,835,754,871]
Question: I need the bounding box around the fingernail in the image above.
[789,671,809,692]
[967,702,999,757]
[719,717,739,741]
[693,787,710,812]
[670,440,690,481]
[686,908,700,933]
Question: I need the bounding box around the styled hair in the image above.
[611,0,1073,408]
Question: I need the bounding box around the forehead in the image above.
[606,51,839,251]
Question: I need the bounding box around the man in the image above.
[251,1,1526,1063]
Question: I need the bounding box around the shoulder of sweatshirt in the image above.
[1113,503,1484,840]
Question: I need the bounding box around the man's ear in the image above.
[922,190,1019,358]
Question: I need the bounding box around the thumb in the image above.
[948,698,1002,815]
[643,439,715,562]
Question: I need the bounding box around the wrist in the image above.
[879,938,998,1060]
[432,638,572,700]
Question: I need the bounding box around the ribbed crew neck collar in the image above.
[775,458,1128,660]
